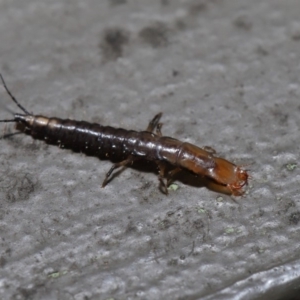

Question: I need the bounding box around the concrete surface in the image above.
[0,0,300,299]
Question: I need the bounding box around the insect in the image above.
[0,74,248,196]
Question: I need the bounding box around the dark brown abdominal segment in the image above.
[0,74,249,196]
[29,116,129,157]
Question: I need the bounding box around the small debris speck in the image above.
[225,227,235,234]
[286,163,297,171]
[197,207,206,214]
[48,270,68,279]
[168,183,179,191]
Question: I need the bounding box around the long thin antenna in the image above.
[0,132,23,139]
[0,119,17,123]
[0,73,31,115]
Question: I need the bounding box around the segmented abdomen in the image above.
[25,115,163,160]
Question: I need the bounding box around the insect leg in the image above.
[146,113,163,133]
[155,122,163,137]
[102,156,135,188]
[166,167,181,186]
[157,161,169,195]
[203,146,216,155]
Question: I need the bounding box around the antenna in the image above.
[0,73,31,115]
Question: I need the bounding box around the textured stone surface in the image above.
[0,0,300,299]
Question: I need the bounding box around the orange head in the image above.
[206,157,249,196]
[177,143,249,196]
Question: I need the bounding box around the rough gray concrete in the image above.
[0,0,300,299]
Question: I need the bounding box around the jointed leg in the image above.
[146,113,163,133]
[166,167,181,186]
[155,122,163,137]
[157,163,182,194]
[203,146,216,155]
[102,156,135,188]
[157,161,168,195]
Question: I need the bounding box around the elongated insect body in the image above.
[0,74,249,196]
